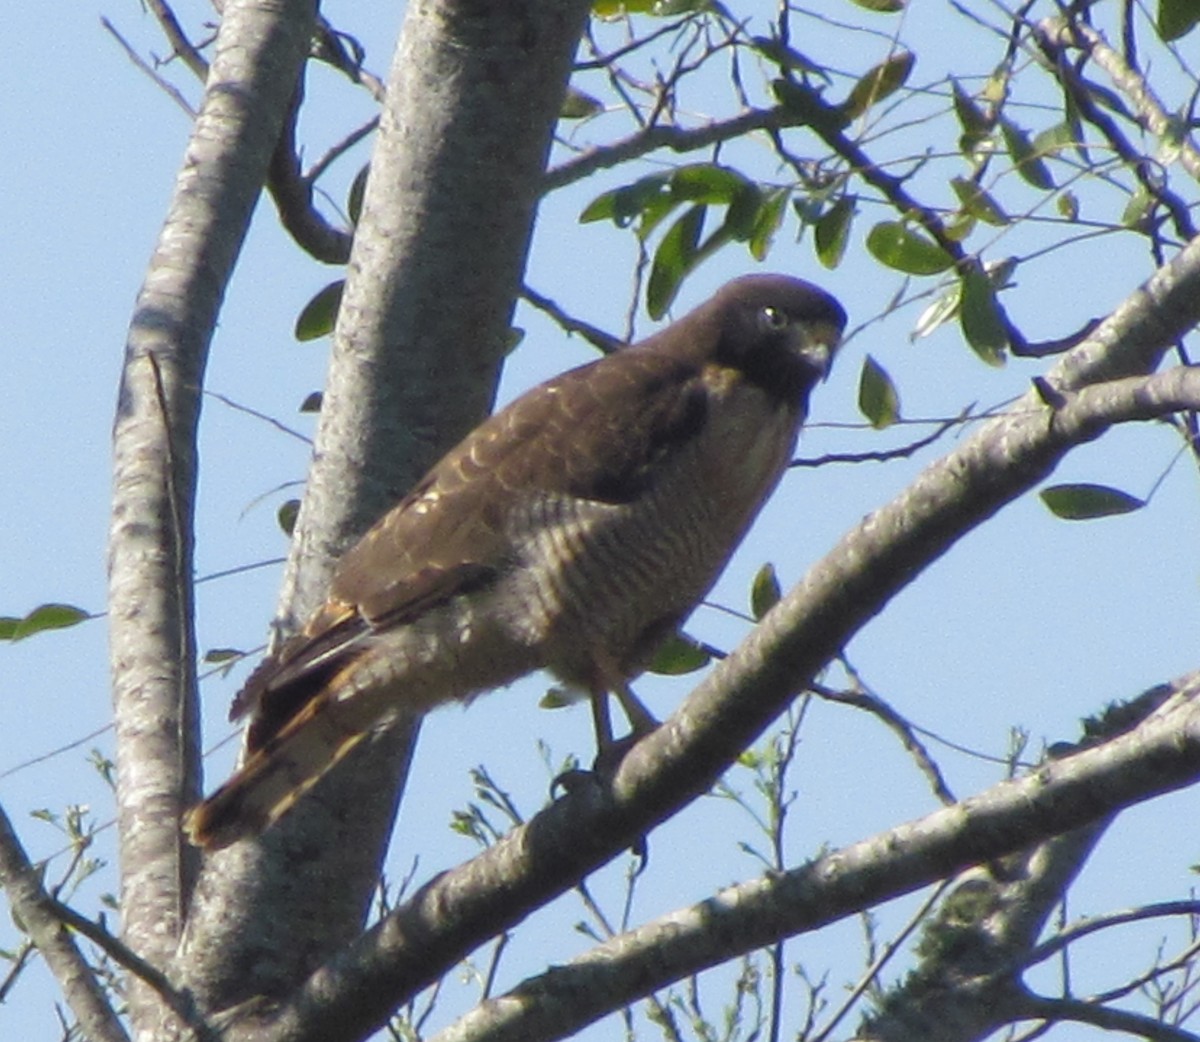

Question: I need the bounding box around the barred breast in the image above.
[500,377,802,694]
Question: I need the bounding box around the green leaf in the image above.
[1040,483,1145,520]
[504,327,525,355]
[750,37,831,81]
[721,183,765,242]
[858,354,901,428]
[1122,185,1153,228]
[648,632,711,675]
[0,603,92,642]
[841,51,914,121]
[951,177,1008,226]
[749,188,789,261]
[815,195,855,269]
[278,499,301,536]
[1057,191,1080,221]
[951,78,991,136]
[539,685,588,709]
[866,221,954,275]
[295,280,345,341]
[912,283,962,340]
[647,205,705,318]
[750,563,782,621]
[204,648,246,678]
[951,79,994,163]
[1032,122,1075,159]
[1158,0,1200,40]
[561,86,602,120]
[847,0,905,11]
[670,164,753,205]
[299,391,323,413]
[579,174,672,232]
[347,164,369,226]
[959,266,1007,365]
[1000,118,1056,190]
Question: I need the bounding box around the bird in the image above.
[183,274,846,849]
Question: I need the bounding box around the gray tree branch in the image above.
[431,680,1200,1042]
[106,0,318,1033]
[0,803,129,1042]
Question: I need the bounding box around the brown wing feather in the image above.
[331,346,709,624]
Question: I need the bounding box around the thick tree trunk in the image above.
[179,0,592,1016]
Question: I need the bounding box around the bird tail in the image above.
[183,670,395,850]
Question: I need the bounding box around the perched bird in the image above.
[184,274,846,849]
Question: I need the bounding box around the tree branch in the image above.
[1018,992,1200,1042]
[0,803,129,1042]
[106,0,319,1032]
[423,676,1200,1042]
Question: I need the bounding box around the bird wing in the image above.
[331,346,708,626]
[232,346,709,738]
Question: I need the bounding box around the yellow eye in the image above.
[759,306,789,331]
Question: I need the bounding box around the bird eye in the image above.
[759,306,789,332]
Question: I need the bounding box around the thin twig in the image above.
[0,804,130,1042]
[1025,901,1200,970]
[810,881,952,1042]
[520,285,624,355]
[100,17,196,118]
[47,898,215,1039]
[204,389,314,444]
[791,409,971,468]
[812,676,957,806]
[145,0,209,80]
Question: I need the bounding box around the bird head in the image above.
[707,274,847,397]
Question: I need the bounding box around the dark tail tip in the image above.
[182,790,258,851]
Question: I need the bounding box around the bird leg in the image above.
[587,681,659,776]
[613,681,658,737]
[589,686,616,752]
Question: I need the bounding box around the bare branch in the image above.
[791,409,972,469]
[107,0,319,1032]
[1026,901,1200,970]
[520,284,623,355]
[1054,20,1200,182]
[45,898,214,1040]
[422,677,1200,1042]
[1018,993,1200,1042]
[812,680,957,806]
[0,803,128,1042]
[145,0,210,81]
[100,16,196,118]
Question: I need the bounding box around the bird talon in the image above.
[591,728,653,776]
[550,766,602,799]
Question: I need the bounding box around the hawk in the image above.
[185,274,846,849]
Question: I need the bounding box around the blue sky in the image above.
[3,1,1198,1038]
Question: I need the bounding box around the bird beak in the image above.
[796,320,843,382]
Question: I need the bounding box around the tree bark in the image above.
[107,0,317,1035]
[180,0,593,1014]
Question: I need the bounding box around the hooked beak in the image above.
[794,319,844,382]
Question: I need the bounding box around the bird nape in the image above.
[183,274,846,850]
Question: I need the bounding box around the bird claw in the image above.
[549,722,658,800]
[550,766,600,799]
[591,730,645,775]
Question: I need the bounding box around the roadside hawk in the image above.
[185,274,846,849]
